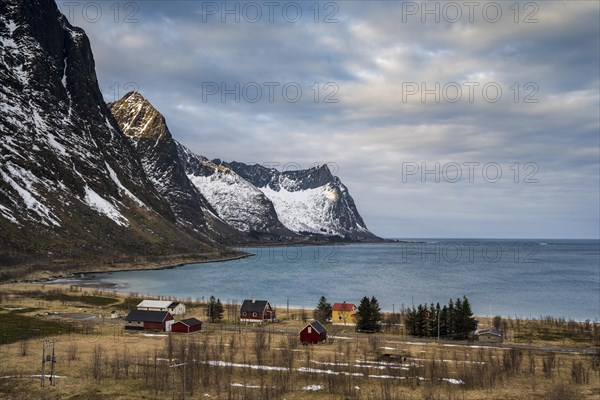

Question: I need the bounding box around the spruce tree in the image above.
[357,296,372,332]
[440,305,449,337]
[405,307,419,336]
[215,298,224,322]
[357,296,381,332]
[417,304,426,336]
[207,295,219,323]
[456,296,475,339]
[369,296,382,332]
[314,296,332,322]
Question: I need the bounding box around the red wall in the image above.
[172,322,202,333]
[300,327,326,344]
[142,314,173,331]
[144,321,165,330]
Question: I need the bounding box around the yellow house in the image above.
[332,302,357,325]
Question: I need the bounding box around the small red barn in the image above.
[172,318,203,334]
[300,321,328,344]
[125,310,174,331]
[240,299,275,323]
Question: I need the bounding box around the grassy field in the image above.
[0,284,598,399]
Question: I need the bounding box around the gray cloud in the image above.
[57,0,599,238]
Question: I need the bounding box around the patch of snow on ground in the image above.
[231,383,261,389]
[442,378,465,385]
[312,361,350,366]
[0,375,67,380]
[206,361,286,371]
[83,186,128,226]
[296,367,363,377]
[303,385,323,391]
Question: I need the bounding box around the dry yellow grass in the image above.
[0,283,598,400]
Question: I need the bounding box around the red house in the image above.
[300,321,328,344]
[125,310,174,331]
[171,318,202,334]
[240,299,275,323]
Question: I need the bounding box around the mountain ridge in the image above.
[0,0,231,278]
[108,91,376,240]
[0,0,379,280]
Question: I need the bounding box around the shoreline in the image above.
[39,280,599,324]
[5,281,598,325]
[1,240,393,283]
[3,251,253,284]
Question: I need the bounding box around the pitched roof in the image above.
[306,321,327,334]
[126,310,171,323]
[169,302,182,308]
[332,302,355,311]
[176,318,202,326]
[137,300,173,309]
[240,299,270,313]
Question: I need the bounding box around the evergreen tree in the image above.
[405,307,419,336]
[357,296,372,332]
[416,304,426,337]
[427,303,437,337]
[314,296,332,322]
[357,296,382,332]
[405,296,476,340]
[447,299,455,336]
[455,296,475,339]
[215,298,224,322]
[440,305,449,337]
[369,296,382,332]
[207,295,224,323]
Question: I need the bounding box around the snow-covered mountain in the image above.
[0,0,224,270]
[176,144,294,236]
[107,92,375,239]
[221,162,376,239]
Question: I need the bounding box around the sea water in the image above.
[80,239,599,321]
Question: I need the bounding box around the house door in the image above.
[165,320,174,332]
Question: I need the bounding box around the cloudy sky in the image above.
[57,0,599,239]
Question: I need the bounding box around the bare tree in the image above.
[91,344,104,381]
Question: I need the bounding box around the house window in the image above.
[252,312,257,317]
[308,327,312,333]
[242,312,247,316]
[338,315,342,320]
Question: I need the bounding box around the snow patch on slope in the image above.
[260,184,342,235]
[0,203,18,224]
[104,162,147,209]
[188,169,271,232]
[0,164,61,226]
[83,186,128,226]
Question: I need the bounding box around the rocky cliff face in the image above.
[0,0,221,269]
[109,92,242,243]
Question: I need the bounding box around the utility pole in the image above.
[437,311,440,343]
[41,339,57,387]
